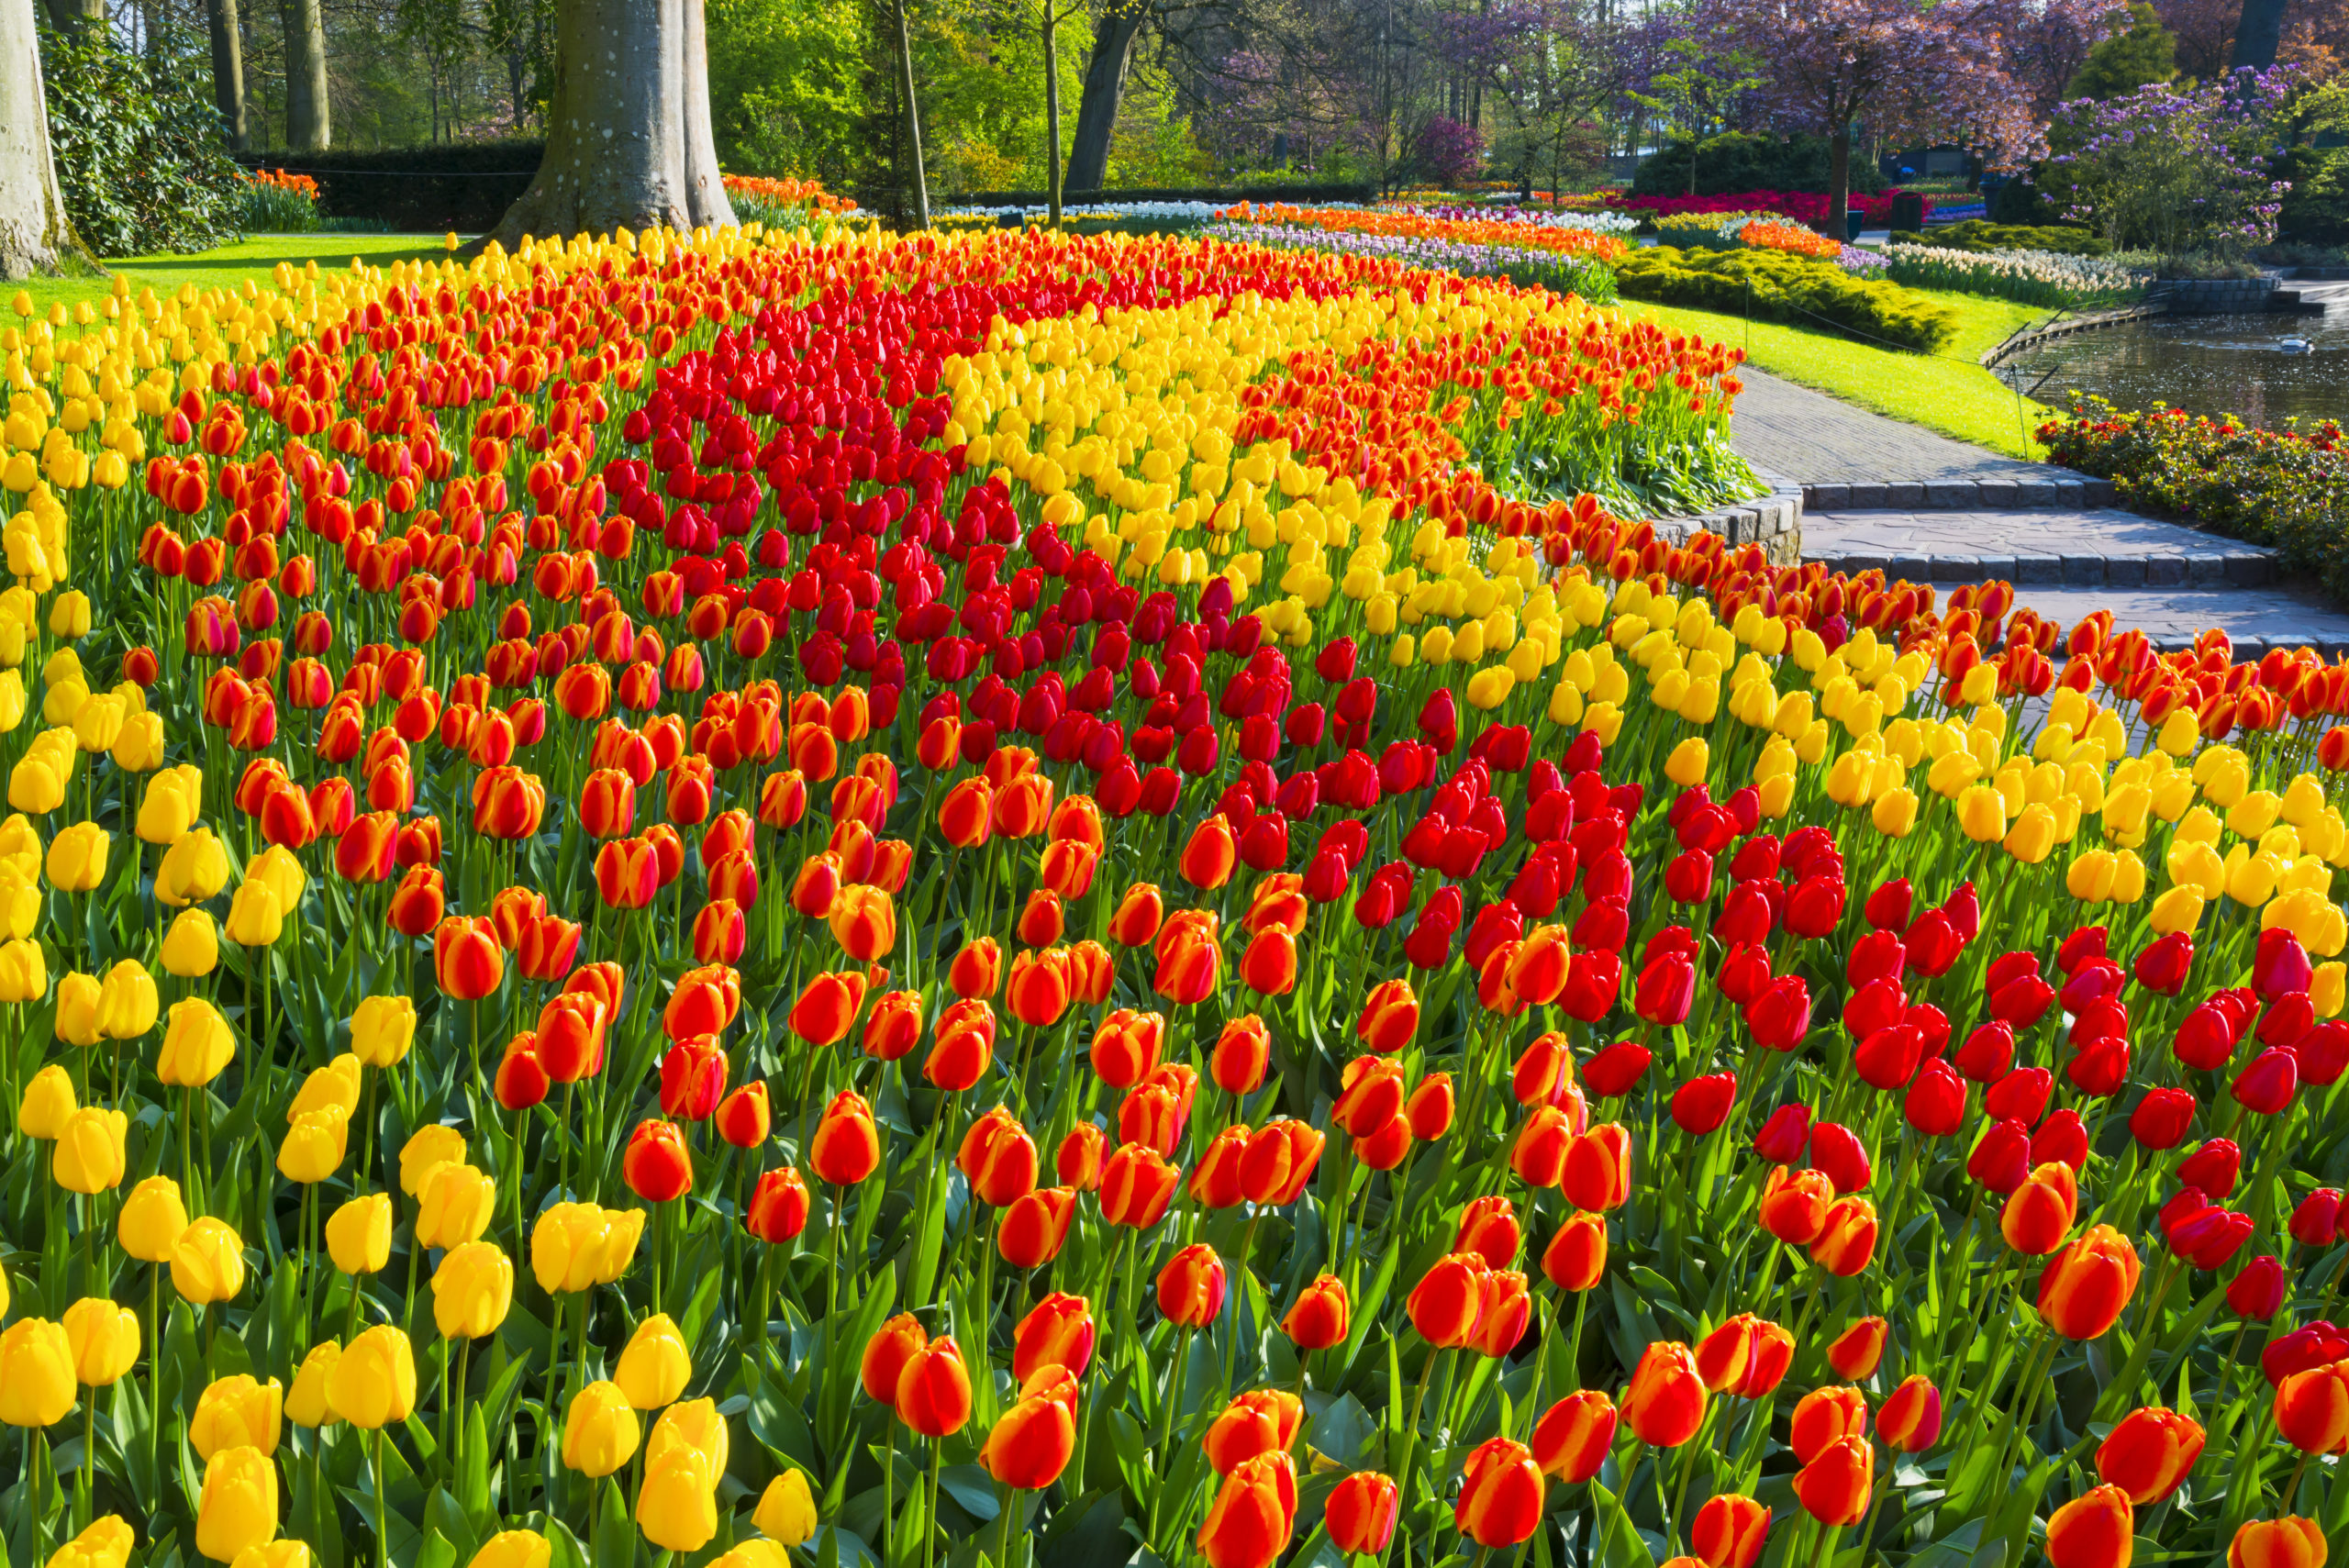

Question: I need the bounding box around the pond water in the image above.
[1996,307,2349,430]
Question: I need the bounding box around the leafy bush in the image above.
[42,23,243,257]
[1899,219,2110,256]
[2042,69,2294,256]
[1631,133,1886,198]
[1614,244,1959,352]
[2274,78,2349,245]
[2039,395,2349,596]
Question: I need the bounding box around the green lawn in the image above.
[1615,288,2056,460]
[16,233,456,315]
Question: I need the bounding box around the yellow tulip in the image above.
[156,827,229,906]
[60,1296,139,1385]
[286,1341,341,1429]
[276,1107,349,1184]
[1956,784,2008,844]
[615,1313,692,1410]
[636,1445,719,1553]
[161,908,219,977]
[0,1317,75,1426]
[399,1124,468,1196]
[0,935,43,1001]
[754,1470,818,1545]
[157,997,235,1086]
[463,1530,552,1568]
[2151,884,2206,937]
[350,995,416,1069]
[326,1325,417,1429]
[95,960,157,1039]
[222,881,283,947]
[562,1380,640,1476]
[171,1217,247,1306]
[17,1062,73,1139]
[45,820,108,892]
[195,1446,278,1562]
[431,1240,515,1340]
[53,1106,128,1194]
[414,1162,495,1250]
[52,970,100,1047]
[118,1175,189,1262]
[326,1193,393,1275]
[190,1373,284,1460]
[44,1514,136,1568]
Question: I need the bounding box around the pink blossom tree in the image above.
[1698,0,2045,233]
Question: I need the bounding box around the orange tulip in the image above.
[2002,1161,2080,1255]
[938,778,994,848]
[829,885,896,961]
[895,1336,973,1437]
[1006,948,1071,1028]
[1282,1274,1350,1351]
[1197,1451,1297,1568]
[1621,1340,1707,1446]
[2045,1485,2134,1568]
[1541,1211,1609,1293]
[808,1092,879,1186]
[1326,1471,1398,1555]
[979,1367,1078,1490]
[1759,1166,1834,1245]
[2098,1407,2206,1504]
[1237,928,1297,996]
[923,998,996,1091]
[998,1187,1077,1268]
[1181,816,1238,890]
[1109,882,1164,946]
[2229,1517,2328,1568]
[2276,1361,2349,1453]
[1561,1123,1631,1212]
[1239,1120,1323,1207]
[1408,1252,1491,1348]
[1878,1374,1944,1453]
[1698,1314,1794,1399]
[1089,1009,1164,1089]
[1455,1437,1544,1548]
[1100,1142,1178,1228]
[433,917,503,1000]
[1158,1243,1227,1328]
[1826,1316,1888,1381]
[1355,978,1419,1052]
[788,970,868,1046]
[1793,1434,1873,1526]
[949,938,1002,999]
[958,1107,1039,1208]
[861,990,924,1062]
[861,1313,928,1403]
[1789,1385,1868,1463]
[1202,1389,1302,1473]
[1811,1195,1877,1276]
[1531,1390,1616,1481]
[1693,1494,1771,1568]
[2038,1225,2143,1340]
[1012,1292,1096,1382]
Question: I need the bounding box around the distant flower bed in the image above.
[1873,243,2155,307]
[237,166,321,232]
[1207,221,1620,306]
[722,174,862,229]
[1217,202,1632,263]
[1612,189,1927,226]
[941,200,1218,224]
[1727,217,1844,259]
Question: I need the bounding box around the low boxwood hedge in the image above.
[1901,219,2110,256]
[1614,245,1960,353]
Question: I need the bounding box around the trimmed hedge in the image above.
[235,141,543,232]
[1631,134,1887,198]
[953,182,1375,207]
[1900,219,2110,256]
[1615,245,1959,353]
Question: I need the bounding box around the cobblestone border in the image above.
[1652,470,1803,565]
[1808,547,2275,589]
[1799,476,2117,510]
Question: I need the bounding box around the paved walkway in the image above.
[1730,370,2049,487]
[2000,585,2349,657]
[1803,508,2273,587]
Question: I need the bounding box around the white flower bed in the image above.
[1872,241,2156,306]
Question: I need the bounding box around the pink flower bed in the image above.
[1610,188,1929,224]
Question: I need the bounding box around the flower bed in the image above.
[1613,189,1929,227]
[1874,243,2155,307]
[1729,217,1845,260]
[2039,395,2349,595]
[720,175,862,229]
[1617,244,1962,351]
[1219,201,1633,262]
[238,167,323,233]
[1902,220,2113,257]
[0,220,2343,1568]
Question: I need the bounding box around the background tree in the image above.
[205,0,243,147]
[1627,31,1761,194]
[284,0,328,145]
[1,0,86,276]
[2067,0,2178,95]
[491,0,734,243]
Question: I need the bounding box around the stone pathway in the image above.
[1730,369,2054,490]
[1803,508,2273,588]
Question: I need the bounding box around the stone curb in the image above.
[1800,477,2117,510]
[1653,469,1804,566]
[1809,550,2275,589]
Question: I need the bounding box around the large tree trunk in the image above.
[1063,5,1144,195]
[206,0,246,150]
[493,0,735,247]
[2230,0,2288,68]
[889,0,929,227]
[282,0,328,149]
[1,0,93,278]
[42,0,102,35]
[1821,120,1851,241]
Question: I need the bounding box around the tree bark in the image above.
[42,0,102,35]
[206,0,246,150]
[1043,0,1062,225]
[2230,0,2288,69]
[0,0,94,278]
[1063,6,1144,195]
[282,0,328,150]
[890,0,928,227]
[1822,120,1851,241]
[492,0,735,246]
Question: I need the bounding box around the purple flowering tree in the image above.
[2041,67,2298,253]
[1698,0,2043,235]
[1416,117,1486,185]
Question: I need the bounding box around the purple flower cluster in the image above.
[2043,68,2297,255]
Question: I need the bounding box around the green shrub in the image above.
[1631,133,1885,198]
[42,23,243,257]
[1901,219,2110,256]
[1614,245,1958,352]
[2039,395,2349,598]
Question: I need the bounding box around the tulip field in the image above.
[1,217,2347,1568]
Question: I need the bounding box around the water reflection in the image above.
[1999,308,2349,428]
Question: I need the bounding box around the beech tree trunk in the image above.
[493,0,735,246]
[282,0,328,149]
[207,0,246,150]
[1063,6,1144,195]
[2230,0,2288,68]
[42,0,102,34]
[0,0,93,278]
